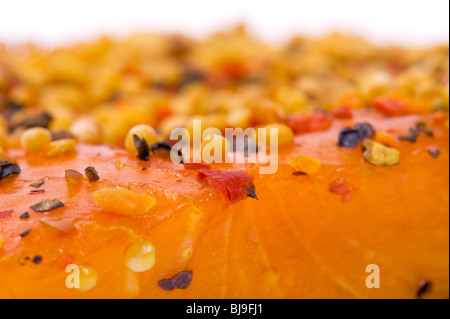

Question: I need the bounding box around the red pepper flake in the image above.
[287,112,332,135]
[331,106,353,119]
[329,178,354,202]
[198,170,257,207]
[184,163,211,170]
[0,210,14,218]
[372,97,406,116]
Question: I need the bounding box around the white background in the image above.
[0,0,448,47]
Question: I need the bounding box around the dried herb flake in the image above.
[30,180,45,188]
[85,166,100,182]
[0,161,21,180]
[11,112,52,131]
[30,199,65,213]
[415,122,433,137]
[399,128,419,143]
[133,134,150,161]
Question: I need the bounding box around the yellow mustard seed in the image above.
[93,187,157,216]
[124,239,156,273]
[75,265,98,292]
[20,127,52,154]
[290,155,322,175]
[363,139,400,166]
[125,124,158,153]
[46,139,76,157]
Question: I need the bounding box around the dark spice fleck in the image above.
[29,189,45,194]
[415,122,433,137]
[176,148,185,164]
[85,166,100,182]
[179,67,205,88]
[292,171,307,176]
[11,112,52,131]
[32,255,43,265]
[133,134,150,161]
[20,228,31,237]
[399,128,419,143]
[150,141,173,152]
[354,123,376,139]
[338,128,361,148]
[427,147,441,159]
[3,101,23,120]
[158,271,193,291]
[150,141,185,164]
[338,122,376,148]
[30,199,65,213]
[173,271,194,289]
[417,280,433,299]
[158,279,175,291]
[140,167,148,171]
[108,91,122,102]
[246,184,259,200]
[20,212,30,219]
[30,180,45,188]
[51,130,75,141]
[0,160,21,180]
[19,255,31,266]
